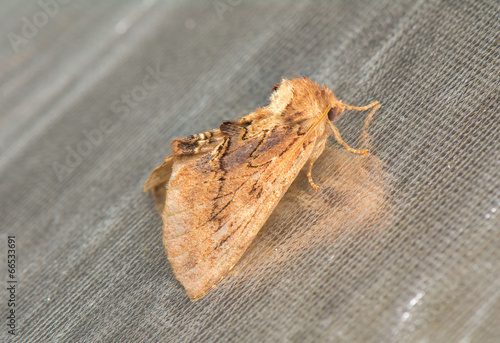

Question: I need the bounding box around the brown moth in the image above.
[144,77,379,300]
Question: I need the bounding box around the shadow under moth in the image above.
[144,77,379,300]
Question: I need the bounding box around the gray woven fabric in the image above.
[1,1,499,342]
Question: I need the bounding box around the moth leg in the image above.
[306,134,328,191]
[307,157,320,191]
[338,101,380,149]
[328,121,369,155]
[360,102,380,148]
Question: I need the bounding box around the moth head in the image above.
[327,104,345,121]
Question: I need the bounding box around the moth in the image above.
[144,77,379,300]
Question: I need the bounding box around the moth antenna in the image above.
[279,105,331,170]
[297,105,331,148]
[340,100,379,112]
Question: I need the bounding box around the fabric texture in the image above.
[1,0,499,342]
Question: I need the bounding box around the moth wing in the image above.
[163,118,319,299]
[144,156,174,213]
[144,155,174,193]
[144,129,225,213]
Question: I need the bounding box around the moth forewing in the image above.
[162,121,319,300]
